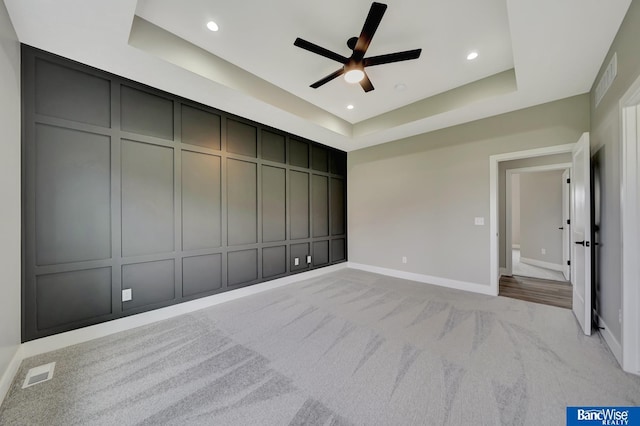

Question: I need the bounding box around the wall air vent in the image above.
[22,362,56,389]
[595,52,617,108]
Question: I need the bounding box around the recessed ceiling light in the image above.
[344,69,365,84]
[206,21,219,32]
[347,104,354,110]
[394,83,406,92]
[467,51,478,60]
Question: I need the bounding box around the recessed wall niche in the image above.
[21,45,347,342]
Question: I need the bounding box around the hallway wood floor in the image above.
[499,274,572,309]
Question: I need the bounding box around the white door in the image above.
[571,133,592,335]
[562,169,571,281]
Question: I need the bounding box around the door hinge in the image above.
[567,260,571,266]
[566,219,570,225]
[567,178,571,184]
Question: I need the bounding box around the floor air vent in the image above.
[22,362,56,389]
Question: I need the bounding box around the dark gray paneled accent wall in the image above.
[21,46,347,341]
[35,124,111,265]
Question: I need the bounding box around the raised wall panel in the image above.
[228,249,258,286]
[290,139,309,168]
[330,150,346,175]
[182,151,221,250]
[36,268,112,330]
[227,119,257,157]
[313,241,329,266]
[331,178,345,235]
[261,130,285,163]
[291,243,310,272]
[290,171,309,239]
[121,85,174,140]
[331,239,346,262]
[263,246,286,278]
[182,254,222,297]
[122,260,175,310]
[312,175,329,237]
[121,141,174,257]
[35,59,110,127]
[227,159,257,245]
[35,124,111,265]
[262,165,286,242]
[312,146,329,172]
[181,105,221,150]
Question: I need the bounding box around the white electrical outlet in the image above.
[402,256,407,264]
[306,255,312,264]
[541,248,546,255]
[294,257,299,266]
[474,217,485,226]
[122,288,132,302]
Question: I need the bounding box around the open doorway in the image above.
[507,166,570,282]
[501,160,573,309]
[502,166,573,308]
[490,139,593,331]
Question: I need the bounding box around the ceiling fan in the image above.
[294,2,422,93]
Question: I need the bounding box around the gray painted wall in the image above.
[511,174,520,246]
[589,0,640,342]
[0,0,21,389]
[348,95,589,286]
[498,152,572,267]
[519,170,564,265]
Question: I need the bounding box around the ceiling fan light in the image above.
[344,69,365,84]
[206,21,219,32]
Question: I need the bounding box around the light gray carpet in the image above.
[1,269,638,425]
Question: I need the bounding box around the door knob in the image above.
[575,240,585,246]
[558,227,564,230]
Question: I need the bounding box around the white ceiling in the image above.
[4,0,632,152]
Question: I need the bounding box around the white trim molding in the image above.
[0,346,23,406]
[489,143,576,297]
[620,73,640,375]
[348,263,494,296]
[598,315,623,367]
[519,257,564,272]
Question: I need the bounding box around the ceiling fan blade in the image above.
[359,72,375,92]
[310,68,345,88]
[353,2,387,61]
[294,38,349,64]
[364,49,422,67]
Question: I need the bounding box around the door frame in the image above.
[561,169,571,280]
[489,143,575,296]
[620,73,640,375]
[504,163,572,276]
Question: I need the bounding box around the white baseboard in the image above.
[519,256,563,272]
[597,315,623,367]
[0,346,23,406]
[512,244,521,249]
[21,263,347,359]
[347,262,496,296]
